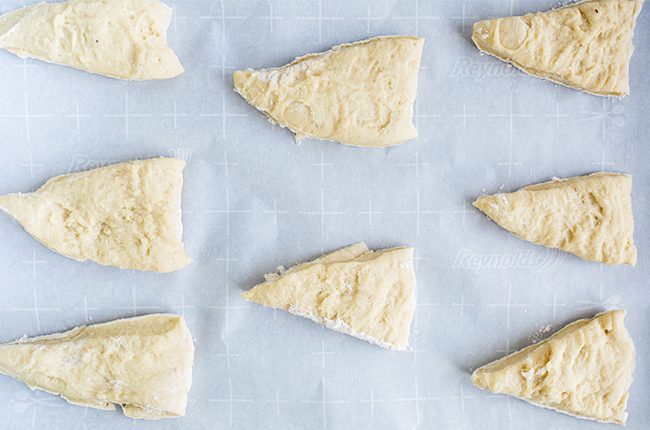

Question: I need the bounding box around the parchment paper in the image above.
[0,0,648,429]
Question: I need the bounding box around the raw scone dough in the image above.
[0,314,194,419]
[471,0,643,96]
[233,36,424,147]
[0,158,192,272]
[0,0,184,80]
[472,310,635,425]
[473,172,636,265]
[242,243,416,350]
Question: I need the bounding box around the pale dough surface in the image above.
[233,36,424,148]
[0,314,194,419]
[472,0,643,96]
[0,158,192,272]
[473,172,636,265]
[242,243,416,350]
[0,0,184,80]
[472,310,635,425]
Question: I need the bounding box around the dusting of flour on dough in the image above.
[287,305,404,351]
[529,324,552,344]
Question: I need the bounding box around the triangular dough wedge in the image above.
[0,0,184,80]
[471,0,643,96]
[473,172,636,265]
[0,158,192,272]
[472,310,635,425]
[242,243,416,350]
[0,314,194,419]
[233,36,424,147]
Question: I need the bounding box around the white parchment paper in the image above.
[0,0,648,429]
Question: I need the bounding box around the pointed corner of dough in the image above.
[471,19,493,47]
[0,193,16,211]
[603,308,626,323]
[471,0,643,96]
[470,366,488,391]
[161,253,192,273]
[240,288,255,302]
[129,0,185,81]
[232,69,250,91]
[170,156,187,168]
[241,273,279,305]
[471,200,481,216]
[595,309,632,339]
[157,55,184,80]
[0,193,31,223]
[170,312,187,325]
[232,69,263,107]
[472,194,500,218]
[623,243,638,266]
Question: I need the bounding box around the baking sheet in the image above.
[0,0,648,429]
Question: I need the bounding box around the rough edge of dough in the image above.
[473,171,631,199]
[471,309,634,425]
[260,242,371,282]
[470,0,644,98]
[232,35,424,148]
[521,171,631,190]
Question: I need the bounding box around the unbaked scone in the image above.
[471,0,643,96]
[0,0,184,80]
[0,158,192,272]
[233,36,424,147]
[242,243,416,350]
[0,314,194,419]
[473,172,636,265]
[472,310,635,425]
